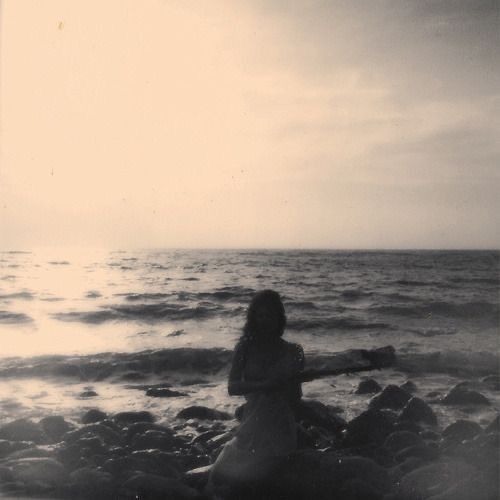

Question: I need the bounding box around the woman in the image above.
[209,290,305,499]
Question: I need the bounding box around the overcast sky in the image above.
[1,0,499,249]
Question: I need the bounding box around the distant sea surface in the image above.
[0,249,498,363]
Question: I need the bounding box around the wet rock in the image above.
[399,397,437,426]
[9,457,67,489]
[176,406,232,421]
[400,380,418,393]
[146,387,188,397]
[235,403,246,421]
[79,390,98,398]
[114,410,155,425]
[206,431,233,452]
[343,409,394,447]
[271,451,390,500]
[388,457,424,484]
[0,465,14,482]
[122,473,199,499]
[68,467,113,499]
[82,409,108,424]
[7,447,54,460]
[191,429,223,445]
[485,414,499,434]
[355,378,382,395]
[64,423,123,446]
[0,419,45,443]
[185,464,212,490]
[384,431,424,453]
[295,399,347,435]
[442,420,483,443]
[393,420,422,434]
[125,421,174,442]
[442,385,490,406]
[131,430,176,452]
[39,415,72,443]
[396,443,440,462]
[481,374,500,390]
[427,473,499,500]
[420,430,440,441]
[369,385,412,411]
[0,439,33,458]
[396,460,476,500]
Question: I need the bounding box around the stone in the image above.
[0,465,14,482]
[114,410,155,425]
[146,387,188,397]
[39,415,72,442]
[68,467,113,499]
[7,447,54,460]
[185,464,212,490]
[481,374,500,390]
[355,378,382,395]
[396,443,440,462]
[399,397,437,425]
[295,399,347,435]
[0,419,45,443]
[0,439,32,458]
[131,430,176,452]
[343,409,394,447]
[400,380,418,393]
[442,385,490,406]
[176,406,232,421]
[9,457,67,489]
[443,420,483,443]
[64,423,123,446]
[125,421,174,442]
[384,431,424,453]
[369,385,412,410]
[82,409,108,424]
[122,473,199,499]
[485,414,499,434]
[79,390,98,398]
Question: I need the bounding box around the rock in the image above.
[427,474,499,500]
[176,406,232,421]
[369,385,412,410]
[0,419,45,443]
[9,457,67,489]
[442,385,490,406]
[126,422,174,441]
[122,473,199,499]
[388,457,425,484]
[131,430,176,452]
[481,374,500,390]
[393,420,422,434]
[206,432,233,452]
[114,410,155,425]
[82,408,108,424]
[7,447,54,460]
[185,464,212,490]
[39,416,72,442]
[64,423,123,446]
[384,431,424,453]
[0,465,15,482]
[355,378,382,395]
[485,414,499,434]
[68,467,113,499]
[271,451,390,500]
[400,380,418,393]
[420,430,441,441]
[443,420,483,443]
[146,387,188,397]
[399,397,437,426]
[0,439,33,458]
[343,409,394,447]
[235,403,246,421]
[396,460,476,500]
[295,399,347,435]
[79,390,98,398]
[396,443,440,462]
[191,429,223,445]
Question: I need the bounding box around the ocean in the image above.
[0,248,498,426]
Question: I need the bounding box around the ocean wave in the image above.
[1,346,496,381]
[287,317,391,331]
[0,311,33,324]
[53,302,225,324]
[371,300,499,320]
[340,289,372,300]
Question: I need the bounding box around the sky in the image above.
[1,0,499,249]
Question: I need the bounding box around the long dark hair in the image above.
[243,289,286,339]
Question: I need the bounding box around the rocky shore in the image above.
[0,374,498,500]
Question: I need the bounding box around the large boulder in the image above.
[68,467,114,499]
[343,409,394,447]
[384,431,424,453]
[81,409,107,424]
[0,419,45,443]
[369,385,412,411]
[271,451,390,500]
[114,411,155,425]
[442,420,483,443]
[442,385,490,406]
[355,378,382,395]
[126,422,175,442]
[9,457,67,490]
[399,397,437,426]
[396,460,476,500]
[39,416,73,443]
[176,406,232,421]
[63,423,123,446]
[295,399,347,435]
[130,430,176,452]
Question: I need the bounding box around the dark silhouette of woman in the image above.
[208,290,304,498]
